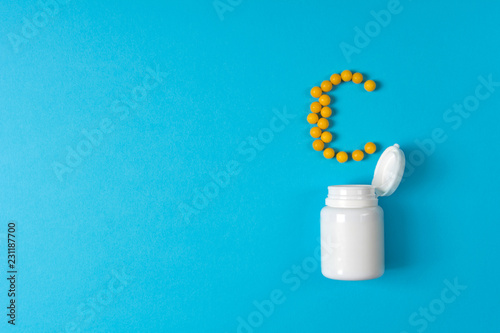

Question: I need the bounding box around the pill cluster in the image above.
[308,70,377,163]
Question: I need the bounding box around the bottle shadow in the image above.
[381,200,410,270]
[380,142,433,270]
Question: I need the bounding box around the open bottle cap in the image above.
[371,144,405,197]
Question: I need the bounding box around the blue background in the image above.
[1,0,500,332]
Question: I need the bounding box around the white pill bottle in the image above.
[321,144,405,281]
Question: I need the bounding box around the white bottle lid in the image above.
[371,144,406,197]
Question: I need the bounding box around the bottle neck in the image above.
[325,185,378,208]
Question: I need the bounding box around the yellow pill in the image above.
[320,106,332,118]
[319,94,331,106]
[310,102,322,113]
[310,86,322,98]
[307,113,319,124]
[323,148,335,159]
[313,139,324,151]
[352,149,364,161]
[364,142,376,154]
[330,73,341,85]
[341,70,352,82]
[336,151,348,163]
[317,118,329,130]
[321,131,332,143]
[364,80,376,92]
[310,127,322,138]
[352,72,363,84]
[321,80,333,92]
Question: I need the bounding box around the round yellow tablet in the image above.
[330,73,341,85]
[319,94,331,106]
[320,107,332,118]
[310,102,322,113]
[310,127,322,138]
[352,72,363,84]
[321,131,332,143]
[364,80,376,92]
[341,70,352,82]
[323,148,335,159]
[364,142,376,154]
[307,113,319,124]
[321,80,333,92]
[313,139,324,151]
[317,118,329,130]
[310,86,322,98]
[352,149,364,161]
[336,151,348,163]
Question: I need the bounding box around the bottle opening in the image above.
[326,185,378,208]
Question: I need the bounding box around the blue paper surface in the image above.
[1,0,499,332]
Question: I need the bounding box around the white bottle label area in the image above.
[321,206,384,281]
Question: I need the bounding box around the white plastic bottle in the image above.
[320,144,405,281]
